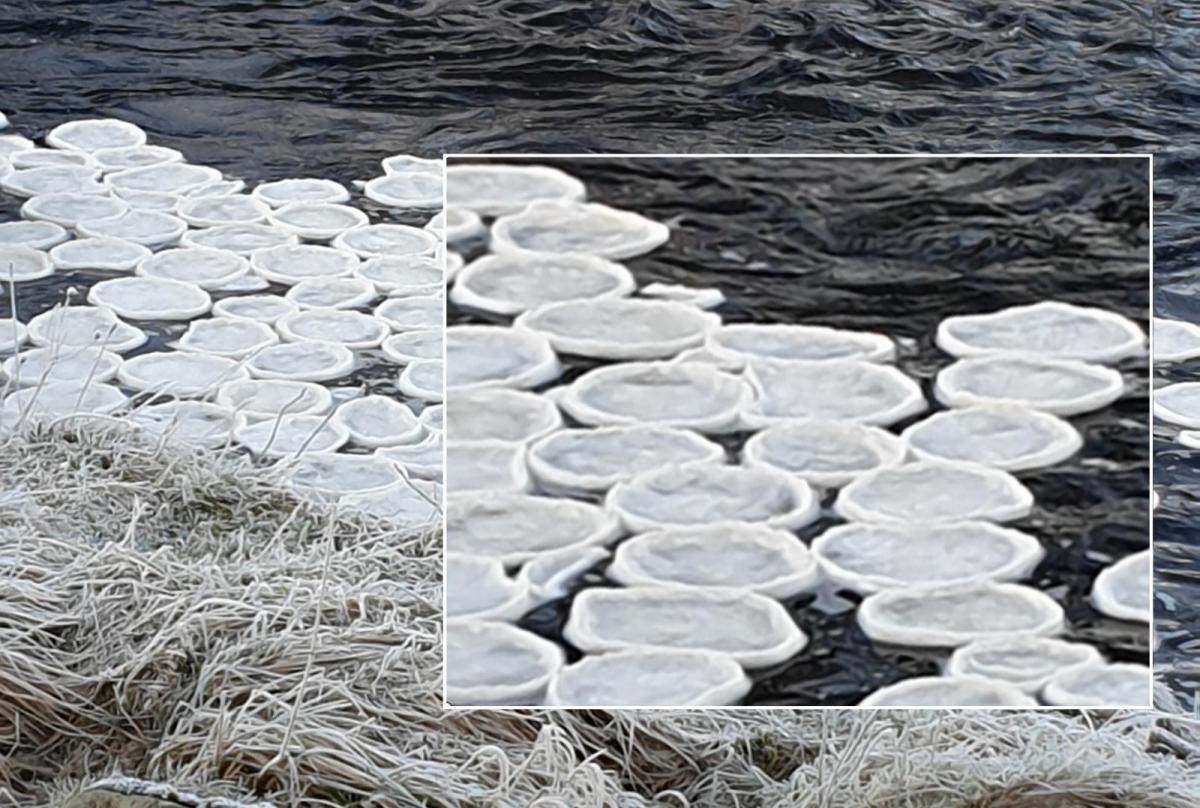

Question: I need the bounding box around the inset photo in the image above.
[443,155,1151,709]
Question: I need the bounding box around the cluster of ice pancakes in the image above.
[443,162,1151,709]
[0,115,444,526]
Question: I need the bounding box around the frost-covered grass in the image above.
[2,424,1199,807]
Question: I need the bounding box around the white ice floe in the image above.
[810,521,1044,594]
[607,464,819,532]
[446,554,529,621]
[212,294,299,325]
[332,395,422,447]
[859,676,1036,707]
[375,295,444,332]
[420,404,442,432]
[900,403,1082,471]
[491,198,670,260]
[46,118,147,152]
[560,361,751,433]
[835,460,1033,524]
[1,346,122,387]
[177,317,278,358]
[710,323,894,364]
[340,479,441,526]
[90,144,183,172]
[610,522,819,598]
[362,172,442,209]
[284,277,377,310]
[1155,382,1200,428]
[234,413,349,457]
[528,425,725,495]
[516,298,718,360]
[0,244,54,282]
[445,325,560,392]
[442,206,486,243]
[21,192,128,227]
[250,243,359,286]
[857,582,1064,647]
[11,148,96,169]
[446,619,564,706]
[0,134,34,156]
[936,301,1145,364]
[176,194,270,228]
[946,637,1104,694]
[186,179,245,198]
[446,440,531,492]
[375,430,443,480]
[88,277,211,321]
[516,545,608,607]
[354,256,441,297]
[181,223,298,255]
[397,359,443,402]
[565,586,807,669]
[451,253,636,316]
[1153,318,1200,363]
[1041,663,1151,707]
[27,306,147,353]
[216,379,332,417]
[246,340,356,382]
[283,452,403,497]
[0,319,28,352]
[0,220,68,250]
[332,223,438,259]
[251,177,350,208]
[446,492,621,565]
[136,247,250,289]
[277,309,388,349]
[3,381,128,420]
[445,251,464,282]
[268,201,368,240]
[546,648,752,707]
[76,209,187,248]
[641,282,725,310]
[127,401,235,449]
[2,166,107,197]
[1090,549,1150,623]
[446,163,586,217]
[114,189,180,211]
[381,154,441,176]
[118,351,248,396]
[445,388,562,443]
[105,163,221,195]
[935,355,1125,416]
[381,328,442,364]
[742,358,925,429]
[741,419,907,489]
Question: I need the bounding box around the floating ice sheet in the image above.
[181,223,298,255]
[362,172,442,209]
[118,351,249,396]
[1154,382,1200,428]
[0,245,54,282]
[375,295,444,332]
[446,325,560,392]
[381,154,441,177]
[216,379,332,417]
[136,247,250,289]
[2,166,105,197]
[277,309,388,349]
[565,586,807,668]
[446,492,621,565]
[381,329,442,364]
[354,256,441,297]
[742,358,925,428]
[710,323,894,364]
[1041,663,1150,707]
[857,582,1064,647]
[11,148,96,169]
[516,298,718,360]
[176,194,270,228]
[442,206,486,243]
[445,252,464,282]
[741,419,906,489]
[546,648,752,707]
[1153,318,1200,363]
[610,523,819,598]
[212,294,298,325]
[528,424,724,495]
[105,163,221,195]
[451,253,636,316]
[946,637,1104,694]
[127,401,234,449]
[607,464,819,532]
[445,388,562,443]
[284,453,403,496]
[560,361,751,433]
[397,359,443,402]
[332,395,422,447]
[178,318,278,358]
[1,346,122,387]
[935,355,1124,416]
[491,199,670,260]
[936,301,1145,363]
[446,618,564,706]
[376,430,443,480]
[3,381,128,420]
[251,243,359,285]
[0,220,67,250]
[859,676,1036,707]
[268,202,368,240]
[446,163,586,217]
[88,277,211,321]
[900,403,1082,471]
[834,461,1033,524]
[27,306,147,353]
[810,521,1044,593]
[446,554,529,621]
[284,277,377,310]
[641,282,725,310]
[46,118,146,152]
[76,210,187,248]
[234,413,349,457]
[91,144,183,172]
[340,479,440,527]
[332,223,438,259]
[251,178,350,208]
[1090,549,1150,623]
[420,404,442,432]
[247,340,355,382]
[115,189,180,211]
[446,440,531,492]
[53,238,152,274]
[22,192,129,227]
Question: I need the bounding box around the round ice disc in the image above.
[127,401,235,450]
[445,325,560,392]
[46,118,147,152]
[176,194,270,228]
[76,209,187,248]
[0,220,68,250]
[446,492,621,565]
[3,380,128,420]
[212,294,298,325]
[354,256,442,297]
[251,177,350,208]
[375,430,443,481]
[900,403,1082,471]
[22,192,129,227]
[397,358,443,401]
[491,199,669,260]
[250,243,359,286]
[216,378,333,417]
[546,648,751,708]
[515,298,718,360]
[451,253,636,316]
[90,144,183,172]
[284,453,403,497]
[332,395,423,447]
[946,637,1104,694]
[0,244,54,282]
[445,388,562,443]
[709,323,895,364]
[442,206,485,243]
[27,305,147,353]
[1,166,105,197]
[234,413,349,458]
[118,351,249,396]
[1153,318,1200,364]
[1090,549,1150,623]
[380,329,442,364]
[362,172,442,209]
[834,460,1034,524]
[446,618,564,706]
[446,440,532,493]
[446,553,529,622]
[277,309,389,349]
[1154,382,1200,428]
[741,419,907,489]
[10,148,95,170]
[136,247,250,290]
[859,676,1036,707]
[375,295,443,332]
[0,318,29,352]
[341,479,441,528]
[332,223,438,259]
[105,163,222,195]
[1041,663,1150,708]
[177,317,279,358]
[935,355,1125,416]
[87,277,212,321]
[284,277,377,310]
[446,163,586,217]
[181,223,299,255]
[936,301,1144,363]
[1,345,122,387]
[742,358,926,428]
[246,340,355,382]
[268,201,368,241]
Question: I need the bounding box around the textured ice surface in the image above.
[177,317,278,358]
[277,309,388,349]
[1090,549,1150,623]
[0,318,28,352]
[420,404,442,432]
[936,355,1125,415]
[105,163,221,195]
[216,379,332,417]
[0,244,53,281]
[946,637,1103,694]
[1153,318,1200,363]
[446,618,564,706]
[446,163,586,217]
[709,323,895,364]
[742,358,925,428]
[212,294,298,325]
[936,301,1145,363]
[835,461,1034,524]
[516,545,609,606]
[810,521,1044,593]
[375,295,443,333]
[560,361,750,432]
[859,676,1036,707]
[251,177,350,208]
[181,223,298,255]
[446,325,560,392]
[1154,382,1200,428]
[10,148,95,170]
[355,256,441,296]
[607,464,819,532]
[381,329,442,364]
[46,118,146,152]
[641,282,725,310]
[1042,663,1151,707]
[516,298,718,360]
[247,340,355,382]
[741,419,907,488]
[118,352,248,396]
[491,198,669,259]
[268,201,368,240]
[88,277,211,320]
[22,192,128,227]
[546,648,751,707]
[136,247,250,289]
[362,172,442,209]
[2,165,106,197]
[397,358,443,401]
[609,522,819,598]
[446,492,621,565]
[339,479,441,526]
[528,424,724,494]
[900,403,1082,471]
[446,554,529,621]
[251,243,359,285]
[857,582,1065,647]
[234,413,349,457]
[332,395,422,447]
[452,253,636,316]
[176,194,270,227]
[1,346,122,387]
[76,209,187,248]
[445,388,562,443]
[3,381,128,419]
[564,586,807,668]
[375,430,443,480]
[285,453,403,496]
[127,401,235,450]
[90,144,183,172]
[27,306,147,353]
[446,440,531,492]
[442,206,486,243]
[0,219,67,249]
[332,223,437,259]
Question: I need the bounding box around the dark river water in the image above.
[0,0,1189,707]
